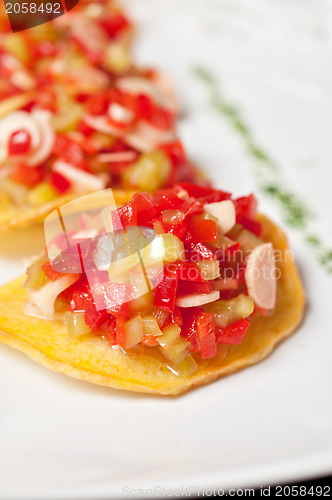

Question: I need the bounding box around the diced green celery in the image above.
[204,294,255,328]
[104,44,131,74]
[124,314,144,348]
[66,311,91,338]
[157,324,181,349]
[159,336,197,375]
[22,256,46,290]
[236,229,264,255]
[123,151,171,191]
[142,316,163,337]
[197,260,220,280]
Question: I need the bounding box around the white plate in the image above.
[1,1,332,498]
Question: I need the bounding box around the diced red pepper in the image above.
[159,140,186,167]
[153,273,178,313]
[137,94,174,131]
[115,316,127,348]
[176,262,204,282]
[177,183,231,204]
[101,13,131,39]
[69,280,94,311]
[196,313,216,359]
[94,282,131,316]
[112,201,137,229]
[10,164,43,187]
[53,135,87,170]
[237,216,262,237]
[42,261,66,281]
[185,215,217,243]
[85,308,109,332]
[51,172,71,194]
[77,118,94,137]
[86,91,110,116]
[234,194,258,219]
[185,242,216,261]
[131,192,156,226]
[154,190,183,212]
[172,306,183,328]
[177,280,213,297]
[216,318,250,345]
[8,129,31,156]
[180,308,202,353]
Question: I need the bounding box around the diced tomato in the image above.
[8,129,31,156]
[148,105,174,131]
[177,280,213,297]
[77,118,94,137]
[95,282,131,316]
[177,183,231,204]
[85,308,109,332]
[196,313,216,359]
[153,273,178,313]
[216,318,250,345]
[159,140,186,167]
[154,190,183,212]
[42,261,66,281]
[51,172,71,194]
[172,306,183,328]
[137,94,174,131]
[112,201,137,229]
[10,164,43,187]
[185,215,217,243]
[167,262,204,282]
[185,242,216,261]
[180,308,202,353]
[131,192,156,226]
[53,135,87,170]
[115,316,127,348]
[86,91,110,116]
[237,216,262,237]
[101,13,131,39]
[234,194,258,219]
[70,280,95,311]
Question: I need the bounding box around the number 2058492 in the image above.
[274,485,330,497]
[5,3,61,14]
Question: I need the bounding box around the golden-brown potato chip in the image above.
[0,215,305,395]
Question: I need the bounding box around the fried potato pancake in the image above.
[0,190,135,233]
[0,215,305,395]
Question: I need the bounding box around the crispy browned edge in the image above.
[0,214,305,395]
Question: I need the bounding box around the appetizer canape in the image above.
[0,184,305,394]
[0,0,200,231]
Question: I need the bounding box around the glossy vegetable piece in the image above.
[204,294,254,328]
[66,311,91,338]
[216,318,250,345]
[196,313,217,359]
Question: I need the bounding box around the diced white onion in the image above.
[204,200,236,234]
[53,160,106,193]
[175,290,220,308]
[245,242,277,309]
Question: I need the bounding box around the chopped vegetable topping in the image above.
[24,185,277,374]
